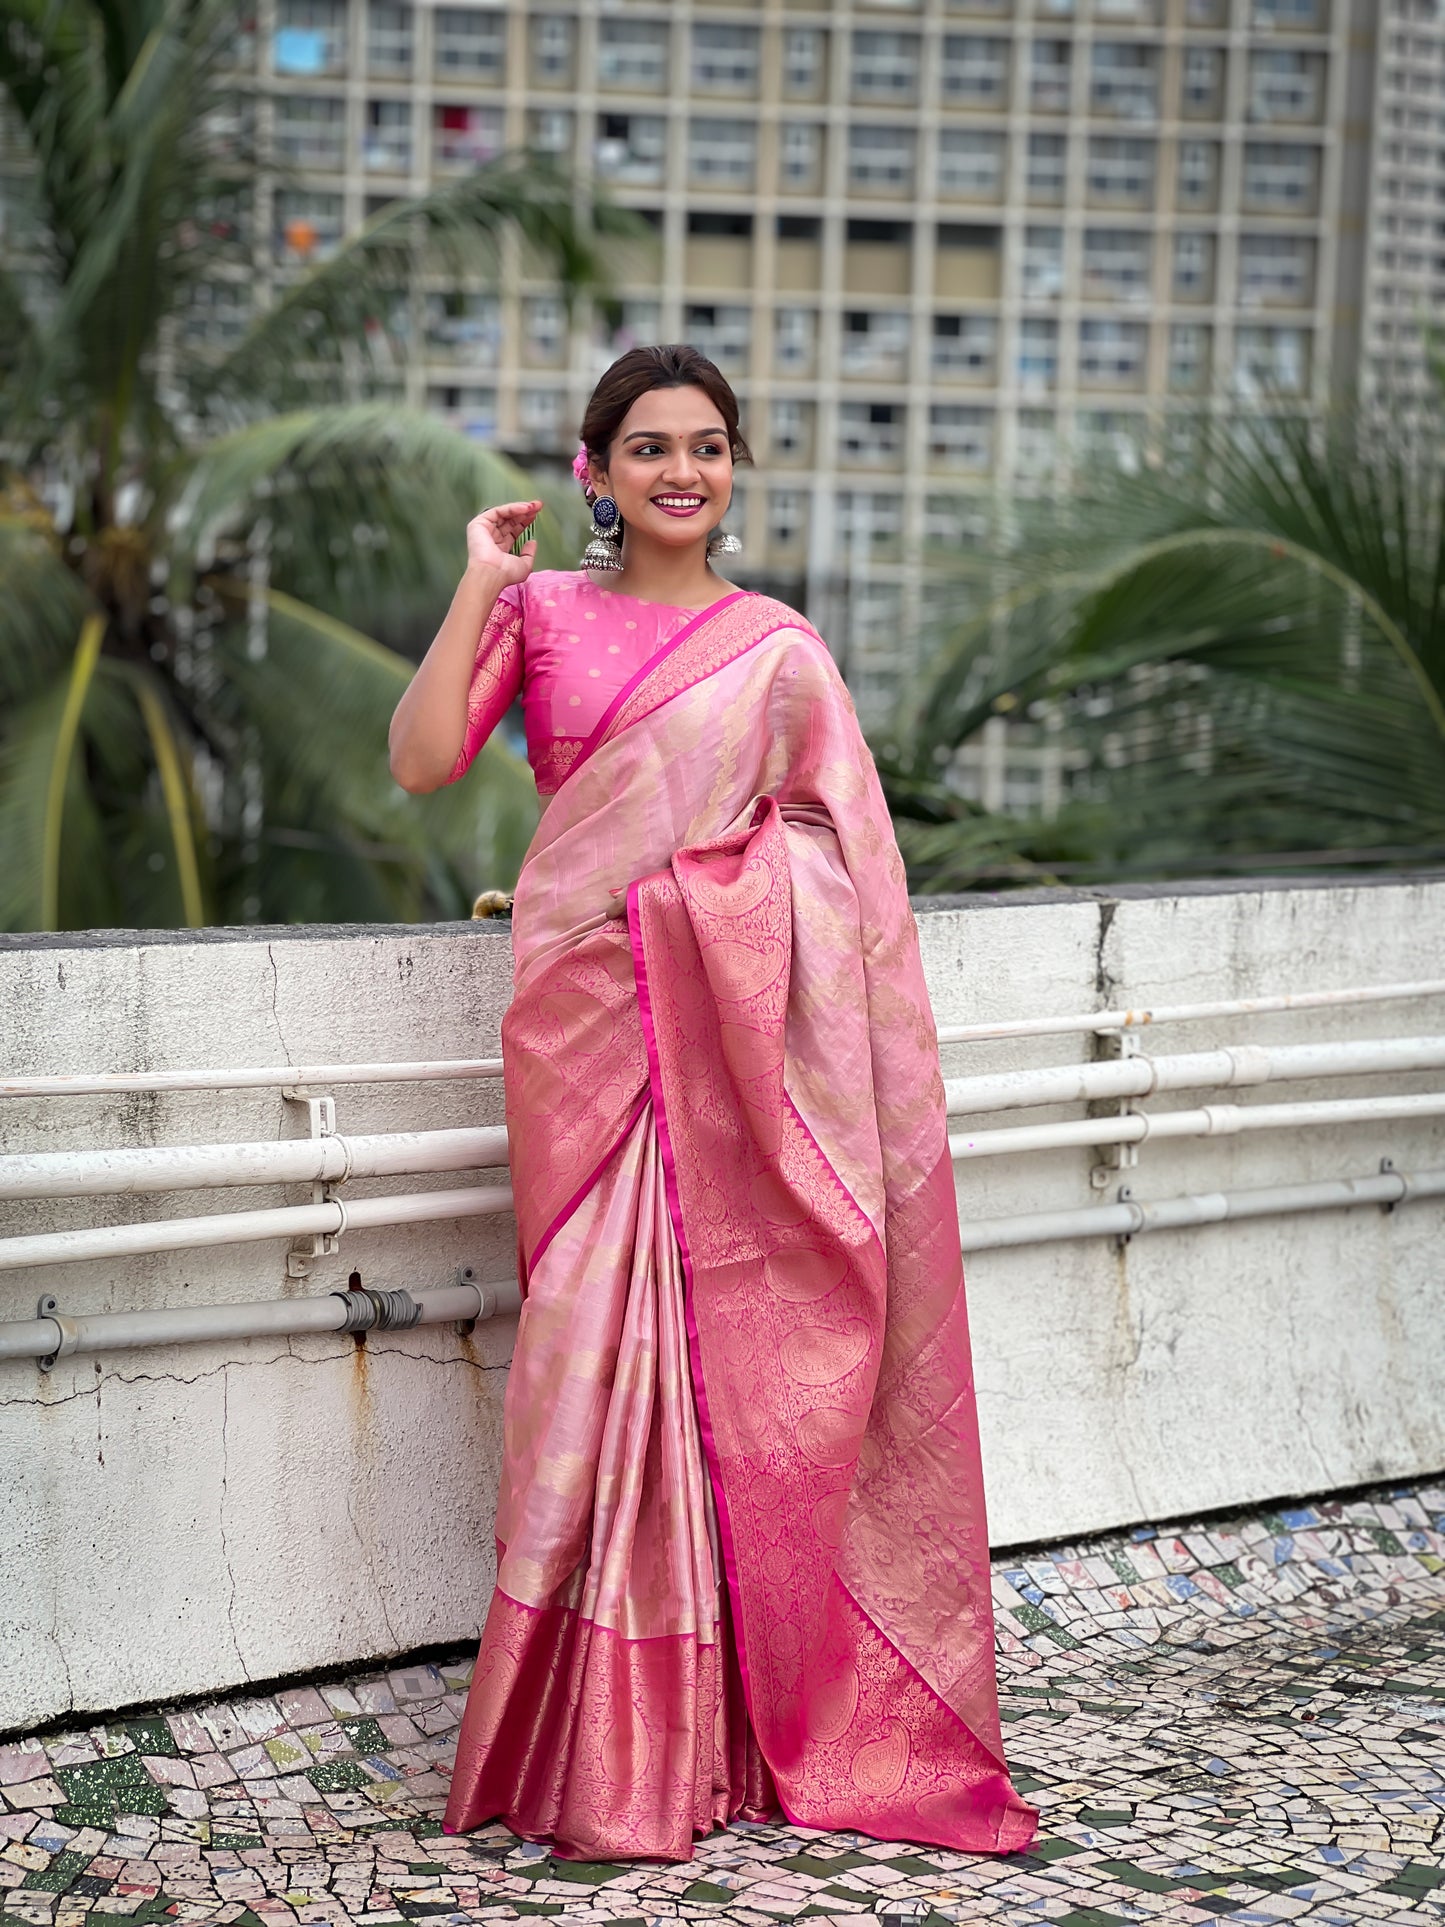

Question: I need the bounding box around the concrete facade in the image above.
[2,877,1443,1733]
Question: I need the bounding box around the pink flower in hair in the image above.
[572,443,591,486]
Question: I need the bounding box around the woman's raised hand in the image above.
[466,500,543,587]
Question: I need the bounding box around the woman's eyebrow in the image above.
[621,426,728,442]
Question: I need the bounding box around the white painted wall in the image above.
[2,879,1442,1734]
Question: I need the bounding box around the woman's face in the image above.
[588,385,734,550]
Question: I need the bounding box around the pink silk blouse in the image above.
[446,568,743,797]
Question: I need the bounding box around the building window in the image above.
[1234,325,1311,395]
[941,36,1008,106]
[1082,228,1152,300]
[1095,0,1162,20]
[782,29,826,99]
[1185,0,1229,24]
[1089,43,1159,120]
[527,108,573,156]
[1248,50,1323,123]
[692,23,759,95]
[837,490,905,554]
[684,304,751,371]
[362,99,411,172]
[1026,133,1067,201]
[529,14,574,87]
[774,308,817,373]
[688,118,756,189]
[932,313,997,378]
[838,402,906,466]
[274,189,344,262]
[519,387,561,441]
[274,0,346,77]
[428,384,498,438]
[1181,46,1225,117]
[769,488,807,551]
[1018,316,1059,389]
[1016,409,1058,475]
[273,94,345,169]
[1168,322,1211,391]
[850,30,921,102]
[435,103,504,170]
[1242,142,1320,212]
[770,397,814,461]
[523,296,567,364]
[937,129,1005,199]
[1030,40,1071,112]
[1176,139,1221,210]
[1251,0,1326,28]
[1079,318,1147,385]
[367,2,412,75]
[1238,233,1315,303]
[588,302,662,377]
[924,494,988,552]
[779,122,823,193]
[1172,230,1215,298]
[840,310,911,378]
[595,113,666,185]
[425,290,502,364]
[928,405,994,469]
[847,125,916,193]
[1086,136,1156,205]
[598,20,669,93]
[436,8,505,81]
[1021,225,1064,298]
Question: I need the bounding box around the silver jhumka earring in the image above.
[580,493,624,572]
[707,528,743,558]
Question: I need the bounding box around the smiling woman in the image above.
[388,345,1039,1867]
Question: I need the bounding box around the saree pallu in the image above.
[442,591,1040,1862]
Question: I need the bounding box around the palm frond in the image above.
[212,591,539,909]
[170,403,578,621]
[0,515,95,698]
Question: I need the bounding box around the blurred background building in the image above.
[24,0,1440,754]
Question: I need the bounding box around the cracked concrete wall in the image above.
[2,880,1443,1733]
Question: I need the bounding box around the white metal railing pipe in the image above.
[0,1184,515,1273]
[0,1279,525,1365]
[943,1035,1445,1117]
[0,1126,510,1201]
[950,1090,1445,1159]
[934,977,1445,1045]
[0,1057,505,1100]
[960,1165,1445,1251]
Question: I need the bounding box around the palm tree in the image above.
[0,0,641,930]
[881,405,1445,892]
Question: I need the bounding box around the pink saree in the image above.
[441,578,1039,1863]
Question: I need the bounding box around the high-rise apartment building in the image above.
[5,0,1438,737]
[1356,0,1445,399]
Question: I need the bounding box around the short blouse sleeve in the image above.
[444,581,525,784]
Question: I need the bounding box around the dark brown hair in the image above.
[579,343,754,481]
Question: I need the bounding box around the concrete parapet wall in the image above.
[2,876,1442,1733]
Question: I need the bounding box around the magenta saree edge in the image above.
[570,589,757,780]
[524,1086,652,1278]
[624,877,770,1744]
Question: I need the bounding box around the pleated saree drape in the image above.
[442,591,1039,1862]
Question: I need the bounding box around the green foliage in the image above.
[0,0,639,930]
[884,408,1445,891]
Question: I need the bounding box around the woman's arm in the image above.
[388,500,540,793]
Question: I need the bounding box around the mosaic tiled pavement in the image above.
[4,1476,1443,1927]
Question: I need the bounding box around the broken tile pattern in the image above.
[3,1476,1442,1926]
